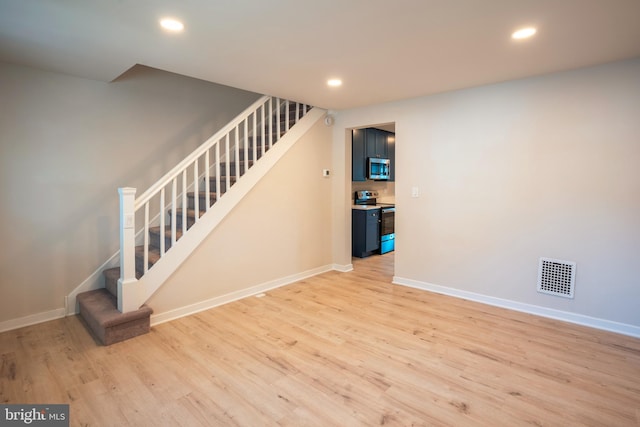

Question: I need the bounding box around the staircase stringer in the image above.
[137,107,326,304]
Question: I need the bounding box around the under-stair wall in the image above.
[146,112,335,323]
[114,99,322,311]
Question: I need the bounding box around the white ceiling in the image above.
[2,0,640,110]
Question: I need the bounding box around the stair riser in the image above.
[135,256,153,275]
[187,194,216,210]
[239,148,268,160]
[217,162,253,175]
[134,245,161,275]
[239,150,264,162]
[232,133,284,153]
[149,233,175,252]
[276,106,308,120]
[241,151,263,161]
[102,267,142,299]
[174,215,197,231]
[274,115,302,125]
[167,208,200,231]
[246,136,276,148]
[207,179,233,192]
[104,274,118,298]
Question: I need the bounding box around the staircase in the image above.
[76,97,315,345]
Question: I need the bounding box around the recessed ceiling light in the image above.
[512,27,537,40]
[327,78,342,87]
[160,18,184,32]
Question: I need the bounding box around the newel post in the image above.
[117,187,139,313]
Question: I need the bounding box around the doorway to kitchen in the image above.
[349,122,396,275]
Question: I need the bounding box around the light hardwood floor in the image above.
[2,253,640,426]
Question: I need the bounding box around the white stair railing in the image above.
[117,96,311,312]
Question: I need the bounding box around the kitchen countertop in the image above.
[352,205,382,211]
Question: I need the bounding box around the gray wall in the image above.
[0,62,260,323]
[333,58,640,329]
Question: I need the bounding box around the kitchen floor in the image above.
[352,251,394,279]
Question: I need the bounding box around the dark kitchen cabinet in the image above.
[366,128,389,159]
[352,128,367,181]
[352,208,381,258]
[388,132,395,182]
[352,128,395,182]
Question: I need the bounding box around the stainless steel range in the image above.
[354,191,395,254]
[378,204,395,254]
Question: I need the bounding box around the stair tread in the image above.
[172,207,205,218]
[187,192,218,203]
[149,225,185,239]
[208,176,237,182]
[103,266,142,280]
[187,191,219,197]
[218,160,254,166]
[135,245,161,263]
[103,267,120,281]
[218,159,254,165]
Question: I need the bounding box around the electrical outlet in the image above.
[411,186,420,198]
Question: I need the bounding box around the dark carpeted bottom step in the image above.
[77,288,152,346]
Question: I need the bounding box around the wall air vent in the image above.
[537,257,576,299]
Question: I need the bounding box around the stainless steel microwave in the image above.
[367,157,390,180]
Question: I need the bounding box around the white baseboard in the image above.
[150,264,336,326]
[332,263,353,273]
[0,308,66,334]
[393,276,640,339]
[1,263,342,333]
